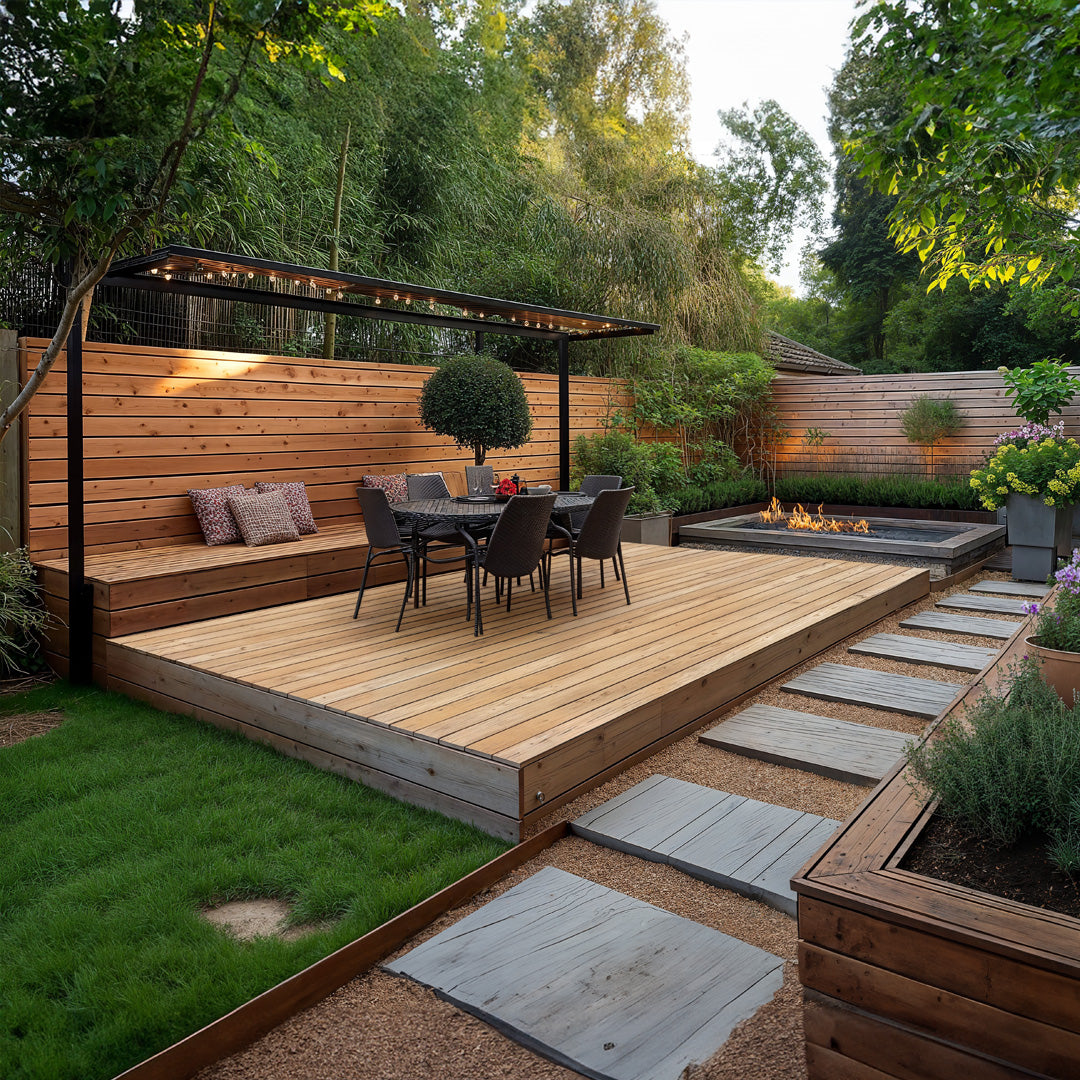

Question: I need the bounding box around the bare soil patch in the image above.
[0,708,64,748]
[201,899,330,943]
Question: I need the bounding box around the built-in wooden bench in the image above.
[35,522,424,681]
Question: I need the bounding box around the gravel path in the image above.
[197,565,1021,1080]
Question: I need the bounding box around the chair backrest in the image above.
[580,474,622,497]
[482,494,557,579]
[356,485,406,549]
[465,464,495,494]
[407,472,451,500]
[575,487,635,560]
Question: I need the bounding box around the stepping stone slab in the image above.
[571,774,839,916]
[900,610,1019,639]
[384,865,784,1080]
[937,592,1030,616]
[969,580,1050,599]
[782,662,962,719]
[849,632,996,673]
[700,704,913,786]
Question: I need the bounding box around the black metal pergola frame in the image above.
[63,245,658,682]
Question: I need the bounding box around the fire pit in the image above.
[680,500,1006,579]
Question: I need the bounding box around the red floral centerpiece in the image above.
[494,477,517,501]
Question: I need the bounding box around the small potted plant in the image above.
[969,422,1080,580]
[1024,550,1080,704]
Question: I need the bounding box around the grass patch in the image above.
[0,682,510,1080]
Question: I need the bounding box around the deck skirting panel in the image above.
[106,644,521,840]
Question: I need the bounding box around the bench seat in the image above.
[34,522,430,680]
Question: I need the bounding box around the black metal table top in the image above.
[392,493,593,527]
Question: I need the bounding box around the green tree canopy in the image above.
[845,0,1080,300]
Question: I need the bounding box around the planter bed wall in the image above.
[792,610,1080,1080]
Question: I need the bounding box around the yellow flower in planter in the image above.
[970,432,1080,510]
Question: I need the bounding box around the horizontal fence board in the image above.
[771,368,1080,481]
[20,339,625,558]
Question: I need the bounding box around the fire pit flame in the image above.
[760,496,870,534]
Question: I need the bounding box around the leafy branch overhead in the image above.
[845,0,1080,302]
[0,0,389,443]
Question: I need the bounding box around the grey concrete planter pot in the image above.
[621,512,672,546]
[1006,493,1072,581]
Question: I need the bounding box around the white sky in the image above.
[653,0,860,293]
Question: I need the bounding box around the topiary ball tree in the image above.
[419,354,533,466]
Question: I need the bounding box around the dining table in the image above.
[391,492,595,613]
[390,491,594,536]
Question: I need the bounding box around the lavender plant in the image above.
[1026,550,1080,653]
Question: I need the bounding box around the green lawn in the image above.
[0,682,510,1080]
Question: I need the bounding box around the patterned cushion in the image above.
[254,481,318,534]
[227,490,301,547]
[189,484,246,545]
[362,473,408,504]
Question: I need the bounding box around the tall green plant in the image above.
[999,360,1080,426]
[899,395,963,477]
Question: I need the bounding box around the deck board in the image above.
[108,545,928,837]
[781,662,963,719]
[700,704,913,785]
[848,633,996,673]
[899,611,1020,639]
[384,866,785,1080]
[571,775,840,916]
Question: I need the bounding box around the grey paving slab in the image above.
[849,632,996,673]
[969,580,1050,599]
[572,775,840,916]
[384,866,785,1080]
[781,662,962,719]
[899,610,1020,639]
[936,592,1030,615]
[700,703,913,785]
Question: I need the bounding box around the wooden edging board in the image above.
[112,820,570,1080]
[791,592,1080,1079]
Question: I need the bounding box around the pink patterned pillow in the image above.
[362,473,408,504]
[227,490,300,547]
[254,481,318,534]
[189,485,245,545]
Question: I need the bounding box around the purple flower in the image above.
[1023,601,1041,616]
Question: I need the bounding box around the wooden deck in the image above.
[106,545,928,839]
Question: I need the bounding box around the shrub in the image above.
[686,438,742,487]
[571,431,683,514]
[419,354,532,465]
[670,474,768,515]
[772,473,980,511]
[905,658,1080,868]
[969,434,1080,510]
[0,548,46,675]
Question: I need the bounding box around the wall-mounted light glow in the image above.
[150,268,158,275]
[375,297,381,305]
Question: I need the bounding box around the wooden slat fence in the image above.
[770,368,1080,479]
[19,338,630,560]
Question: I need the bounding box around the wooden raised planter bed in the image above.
[792,611,1080,1080]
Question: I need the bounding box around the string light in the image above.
[150,268,158,275]
[247,272,254,279]
[429,300,435,310]
[406,297,412,305]
[163,273,172,281]
[375,296,381,305]
[393,293,399,301]
[336,291,343,300]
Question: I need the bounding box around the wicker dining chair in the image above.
[354,486,415,632]
[465,464,496,495]
[465,493,556,636]
[568,473,622,532]
[405,472,469,605]
[547,486,634,613]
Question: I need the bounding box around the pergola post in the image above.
[558,336,570,491]
[66,307,92,685]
